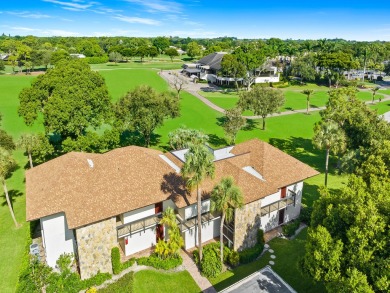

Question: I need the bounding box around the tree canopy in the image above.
[18,59,111,140]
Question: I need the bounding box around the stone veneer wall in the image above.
[76,217,117,279]
[233,198,262,252]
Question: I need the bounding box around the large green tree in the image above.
[165,48,179,62]
[0,147,19,227]
[220,54,247,92]
[186,41,202,58]
[18,59,111,140]
[222,107,246,144]
[210,177,243,264]
[115,85,179,147]
[238,86,284,130]
[153,36,170,54]
[181,144,215,262]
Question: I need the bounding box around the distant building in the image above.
[70,54,86,59]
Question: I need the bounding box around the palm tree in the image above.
[0,147,19,227]
[181,144,215,262]
[302,89,314,115]
[313,122,346,187]
[371,86,380,104]
[17,133,39,169]
[210,177,244,264]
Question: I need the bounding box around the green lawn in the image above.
[211,228,325,293]
[90,60,183,71]
[133,270,200,293]
[379,89,390,95]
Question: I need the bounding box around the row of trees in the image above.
[304,87,390,292]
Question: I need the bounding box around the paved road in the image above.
[160,70,390,120]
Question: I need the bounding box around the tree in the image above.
[305,174,389,292]
[136,46,148,62]
[238,86,285,130]
[312,121,346,186]
[302,89,315,115]
[290,54,317,82]
[371,86,380,104]
[210,177,243,264]
[220,54,246,92]
[24,60,32,75]
[0,130,16,151]
[0,147,19,227]
[115,85,179,147]
[165,48,179,62]
[18,59,111,140]
[169,72,188,99]
[108,51,122,64]
[181,144,215,262]
[148,46,159,59]
[50,50,70,66]
[0,60,5,72]
[168,126,208,150]
[222,107,246,144]
[17,133,40,168]
[186,41,202,59]
[153,36,170,54]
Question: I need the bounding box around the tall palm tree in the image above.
[0,147,19,227]
[371,86,380,104]
[210,177,244,264]
[17,133,39,169]
[181,144,215,262]
[302,89,314,115]
[313,122,346,186]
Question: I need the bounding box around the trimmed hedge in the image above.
[111,247,135,275]
[137,254,182,270]
[238,229,265,264]
[282,220,301,237]
[85,56,109,64]
[98,272,134,293]
[80,272,111,289]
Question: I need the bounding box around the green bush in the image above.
[200,247,222,278]
[282,219,301,237]
[257,229,265,245]
[98,272,134,293]
[228,251,240,267]
[238,244,263,264]
[137,254,182,270]
[223,245,231,263]
[111,247,121,275]
[85,56,109,64]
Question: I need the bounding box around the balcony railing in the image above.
[117,213,162,238]
[177,212,220,233]
[260,191,296,217]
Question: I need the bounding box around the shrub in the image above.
[85,56,109,64]
[137,254,182,270]
[282,219,301,237]
[257,229,265,245]
[98,272,134,293]
[239,244,263,264]
[111,247,121,274]
[223,245,231,264]
[228,251,240,267]
[200,248,222,278]
[86,288,97,293]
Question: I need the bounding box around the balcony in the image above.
[260,192,296,217]
[116,213,162,238]
[176,212,220,233]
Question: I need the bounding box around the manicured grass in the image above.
[90,60,183,71]
[379,89,390,95]
[210,229,325,293]
[133,270,200,293]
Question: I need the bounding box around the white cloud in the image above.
[7,11,51,19]
[114,15,161,25]
[125,0,182,14]
[7,26,80,36]
[43,0,94,10]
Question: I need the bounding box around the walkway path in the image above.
[180,250,217,293]
[160,70,390,120]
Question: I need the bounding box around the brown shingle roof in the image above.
[26,139,318,229]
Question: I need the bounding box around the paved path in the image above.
[180,250,217,293]
[160,70,390,120]
[383,111,390,122]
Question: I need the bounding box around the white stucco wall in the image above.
[41,212,76,268]
[124,227,156,256]
[123,204,155,224]
[183,200,211,220]
[184,217,221,250]
[260,191,280,207]
[255,75,280,83]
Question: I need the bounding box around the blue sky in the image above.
[0,0,389,40]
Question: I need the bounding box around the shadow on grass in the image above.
[120,130,161,148]
[1,189,23,208]
[207,133,227,148]
[268,137,337,173]
[242,119,258,131]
